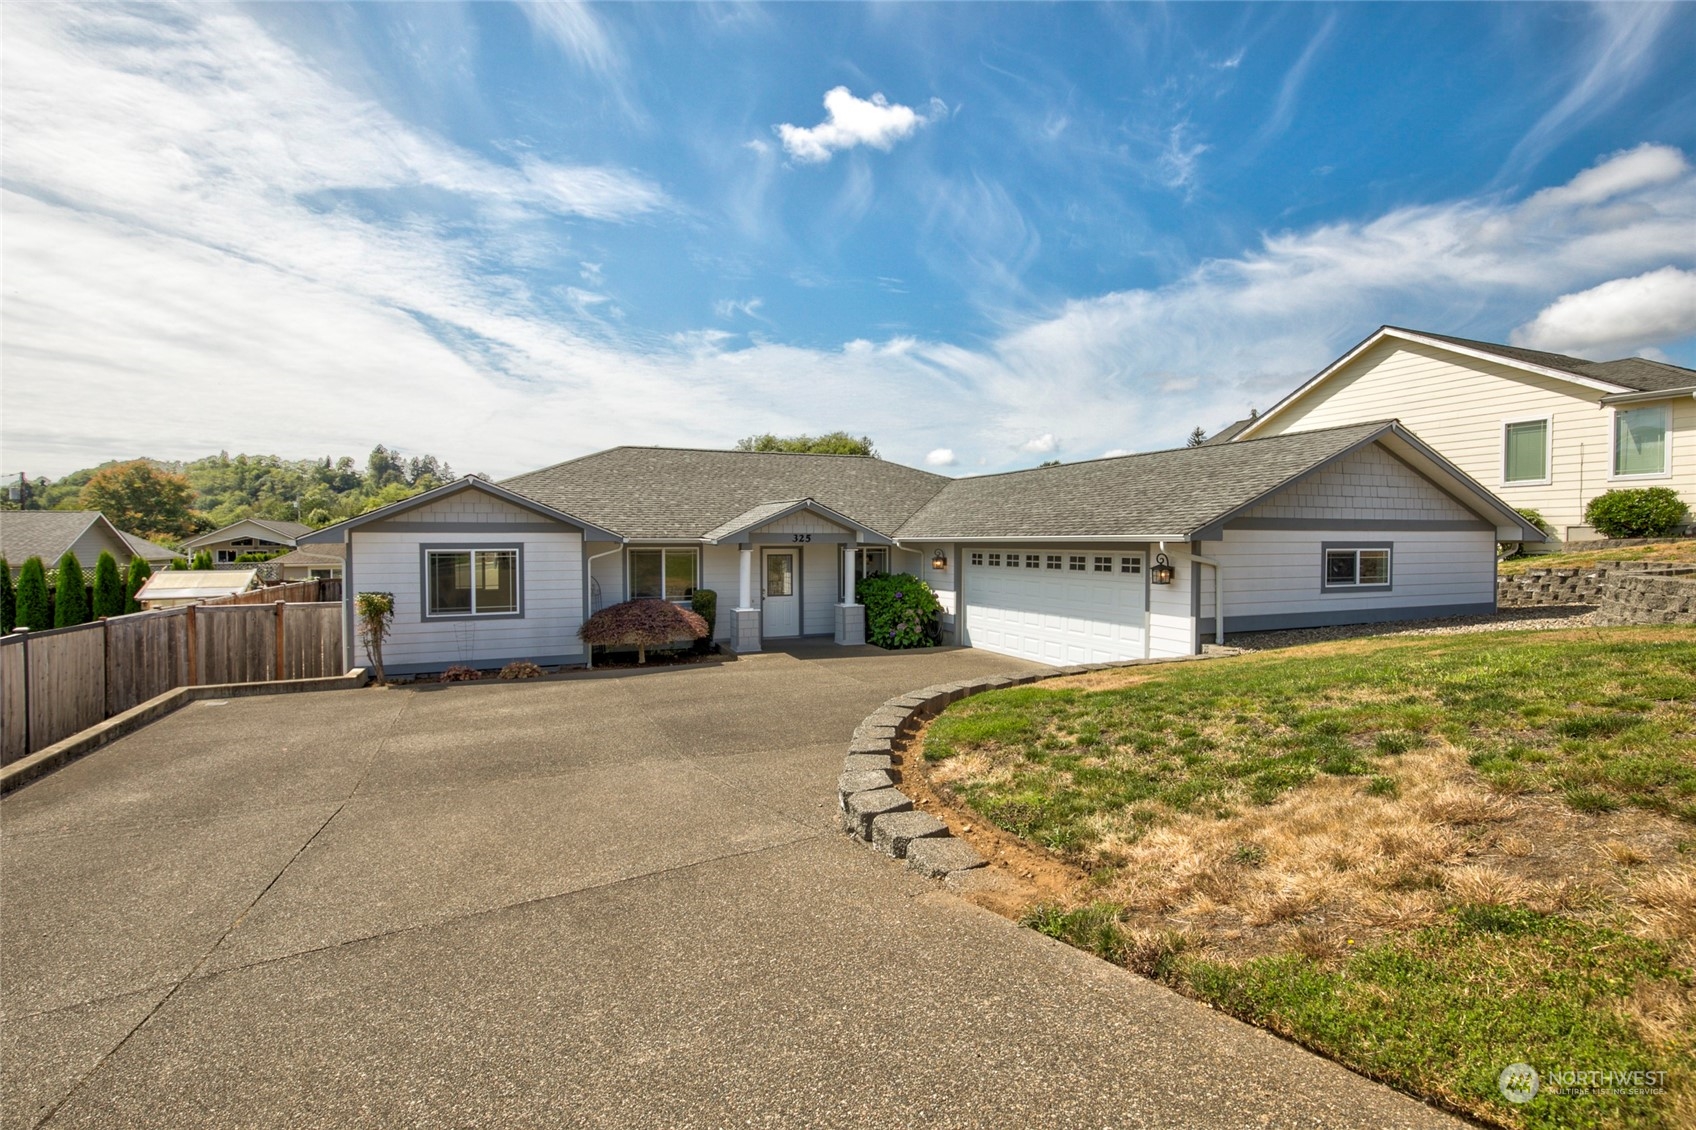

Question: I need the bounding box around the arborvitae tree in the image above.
[0,558,14,633]
[16,558,50,630]
[125,557,152,613]
[92,552,125,619]
[169,557,190,571]
[191,549,214,571]
[54,552,89,627]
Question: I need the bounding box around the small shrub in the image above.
[856,572,941,649]
[92,551,125,619]
[439,665,482,682]
[499,660,545,680]
[579,598,708,664]
[53,552,88,627]
[234,551,283,563]
[355,591,395,684]
[1500,508,1551,556]
[690,588,717,653]
[1584,487,1689,539]
[191,550,214,571]
[15,558,50,630]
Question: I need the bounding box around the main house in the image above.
[1224,327,1695,542]
[301,421,1542,674]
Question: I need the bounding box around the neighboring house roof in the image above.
[180,517,313,550]
[1,510,132,566]
[120,530,179,563]
[135,569,259,602]
[297,476,622,544]
[501,447,951,540]
[268,544,345,569]
[1202,418,1255,445]
[892,421,1544,542]
[1238,326,1696,441]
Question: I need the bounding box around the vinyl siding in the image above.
[800,541,838,634]
[1250,339,1693,536]
[1148,544,1194,657]
[351,527,585,670]
[755,512,852,537]
[701,545,741,638]
[589,547,624,612]
[1236,444,1478,522]
[370,492,544,525]
[68,526,135,569]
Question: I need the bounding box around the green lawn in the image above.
[922,630,1696,1129]
[1497,543,1696,576]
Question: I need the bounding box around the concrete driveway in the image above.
[2,644,1459,1129]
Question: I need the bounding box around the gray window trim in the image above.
[420,543,525,621]
[1320,542,1394,593]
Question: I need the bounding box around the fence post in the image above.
[102,617,114,719]
[274,601,286,681]
[16,628,31,756]
[186,604,199,686]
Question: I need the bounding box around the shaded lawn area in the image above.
[1497,542,1696,576]
[921,629,1696,1129]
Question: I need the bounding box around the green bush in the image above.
[234,551,283,563]
[191,549,214,571]
[1499,507,1552,557]
[125,557,152,613]
[91,551,125,619]
[53,552,89,627]
[0,558,13,633]
[16,558,50,630]
[1584,487,1689,539]
[689,588,717,636]
[856,572,941,649]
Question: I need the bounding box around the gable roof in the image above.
[297,476,622,544]
[1237,326,1696,440]
[893,421,1543,542]
[500,447,950,540]
[1,510,132,566]
[180,517,313,549]
[268,544,345,568]
[120,530,180,563]
[699,497,892,544]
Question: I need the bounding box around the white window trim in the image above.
[1608,404,1673,481]
[1500,414,1553,487]
[626,546,700,603]
[422,546,523,620]
[1321,544,1393,593]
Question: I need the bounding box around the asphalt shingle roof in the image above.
[2,511,110,565]
[892,422,1399,540]
[1412,330,1696,393]
[120,531,179,561]
[501,448,950,540]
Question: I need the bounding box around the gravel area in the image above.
[1222,604,1601,652]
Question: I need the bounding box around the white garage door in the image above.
[963,550,1146,665]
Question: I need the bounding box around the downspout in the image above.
[583,544,622,669]
[1190,545,1225,647]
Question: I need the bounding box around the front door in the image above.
[761,550,800,637]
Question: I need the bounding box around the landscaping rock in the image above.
[853,722,898,742]
[843,787,913,839]
[838,769,895,810]
[847,735,894,756]
[905,836,986,877]
[842,753,893,774]
[869,811,948,858]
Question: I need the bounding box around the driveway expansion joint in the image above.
[835,650,1241,878]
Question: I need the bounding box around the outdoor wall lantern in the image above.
[1150,553,1176,585]
[930,551,949,571]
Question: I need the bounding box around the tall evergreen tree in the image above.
[0,558,14,633]
[92,552,125,619]
[192,549,214,570]
[125,557,152,613]
[54,552,89,627]
[16,557,50,630]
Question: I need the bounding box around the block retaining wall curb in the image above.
[837,651,1235,881]
[0,669,370,795]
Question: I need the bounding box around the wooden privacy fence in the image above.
[0,601,344,766]
[205,577,342,606]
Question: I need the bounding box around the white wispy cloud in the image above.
[1157,124,1209,193]
[713,297,764,320]
[1513,267,1696,356]
[925,448,958,467]
[1019,434,1058,454]
[776,87,945,164]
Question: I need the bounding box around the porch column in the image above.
[733,544,761,653]
[835,541,865,646]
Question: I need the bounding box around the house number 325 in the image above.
[791,533,812,542]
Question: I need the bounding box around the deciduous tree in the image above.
[733,432,878,457]
[78,460,197,540]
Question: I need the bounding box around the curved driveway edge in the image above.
[837,651,1232,877]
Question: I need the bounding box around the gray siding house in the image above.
[301,421,1542,674]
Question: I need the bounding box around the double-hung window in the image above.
[629,548,697,602]
[426,548,520,617]
[1322,545,1391,591]
[1613,405,1670,478]
[1502,418,1550,484]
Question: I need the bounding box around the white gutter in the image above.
[583,545,623,669]
[1598,386,1696,405]
[1190,546,1225,647]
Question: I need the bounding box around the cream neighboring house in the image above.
[1227,327,1696,542]
[179,518,313,566]
[0,511,176,576]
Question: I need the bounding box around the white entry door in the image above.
[762,549,800,637]
[964,549,1146,665]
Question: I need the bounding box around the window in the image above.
[855,547,888,577]
[1068,555,1085,571]
[1614,405,1669,477]
[1502,418,1550,483]
[765,553,793,597]
[1026,554,1041,569]
[1046,555,1062,570]
[629,548,697,602]
[988,552,1002,566]
[1005,553,1020,568]
[1093,556,1113,573]
[970,552,984,567]
[426,548,520,617]
[1323,546,1391,590]
[1120,556,1142,574]
[216,549,237,564]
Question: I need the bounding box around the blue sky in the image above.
[3,2,1693,480]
